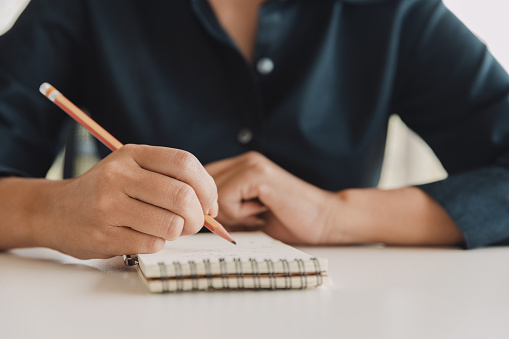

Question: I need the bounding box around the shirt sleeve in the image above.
[391,0,509,248]
[0,0,85,177]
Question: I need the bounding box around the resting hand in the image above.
[206,151,465,247]
[205,152,337,245]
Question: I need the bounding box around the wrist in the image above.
[31,178,73,250]
[21,178,56,249]
[321,188,374,245]
[0,177,70,249]
[325,187,464,246]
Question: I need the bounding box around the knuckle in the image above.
[115,144,144,169]
[174,150,200,173]
[119,143,137,155]
[244,151,264,164]
[244,151,270,173]
[145,237,165,253]
[254,162,271,176]
[103,156,124,173]
[173,183,196,209]
[160,214,184,240]
[100,160,128,184]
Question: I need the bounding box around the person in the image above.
[1,0,508,260]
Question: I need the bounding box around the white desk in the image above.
[1,244,508,339]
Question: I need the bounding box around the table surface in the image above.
[1,242,508,339]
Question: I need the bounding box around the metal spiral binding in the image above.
[311,258,322,287]
[155,257,322,291]
[204,259,213,289]
[173,261,184,292]
[233,258,245,289]
[265,259,276,290]
[249,258,261,289]
[188,260,199,291]
[280,259,292,289]
[295,259,308,289]
[158,262,170,293]
[123,255,138,266]
[219,258,229,289]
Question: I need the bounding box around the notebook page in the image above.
[138,232,314,266]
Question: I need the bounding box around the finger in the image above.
[106,226,166,257]
[216,199,267,228]
[206,151,269,179]
[209,200,219,218]
[234,215,266,227]
[224,199,268,220]
[122,167,204,235]
[205,155,240,177]
[213,167,266,217]
[211,169,267,227]
[121,144,218,215]
[114,197,190,240]
[210,152,274,202]
[213,165,259,200]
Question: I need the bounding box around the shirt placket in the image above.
[252,2,285,146]
[190,0,269,152]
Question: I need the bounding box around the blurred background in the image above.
[1,0,508,187]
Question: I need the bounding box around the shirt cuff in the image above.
[418,166,509,249]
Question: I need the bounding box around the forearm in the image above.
[0,177,62,250]
[329,186,465,246]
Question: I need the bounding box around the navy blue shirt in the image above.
[1,0,509,248]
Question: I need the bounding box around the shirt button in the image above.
[256,57,274,75]
[237,128,253,144]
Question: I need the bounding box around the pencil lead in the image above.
[231,241,237,245]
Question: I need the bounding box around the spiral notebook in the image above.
[129,232,329,293]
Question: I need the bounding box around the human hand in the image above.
[40,144,218,259]
[205,152,465,247]
[205,152,338,245]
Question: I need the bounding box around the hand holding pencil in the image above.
[38,83,234,260]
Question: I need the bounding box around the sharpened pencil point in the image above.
[232,241,237,245]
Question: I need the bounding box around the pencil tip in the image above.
[232,241,237,245]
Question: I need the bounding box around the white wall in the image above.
[444,0,509,72]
